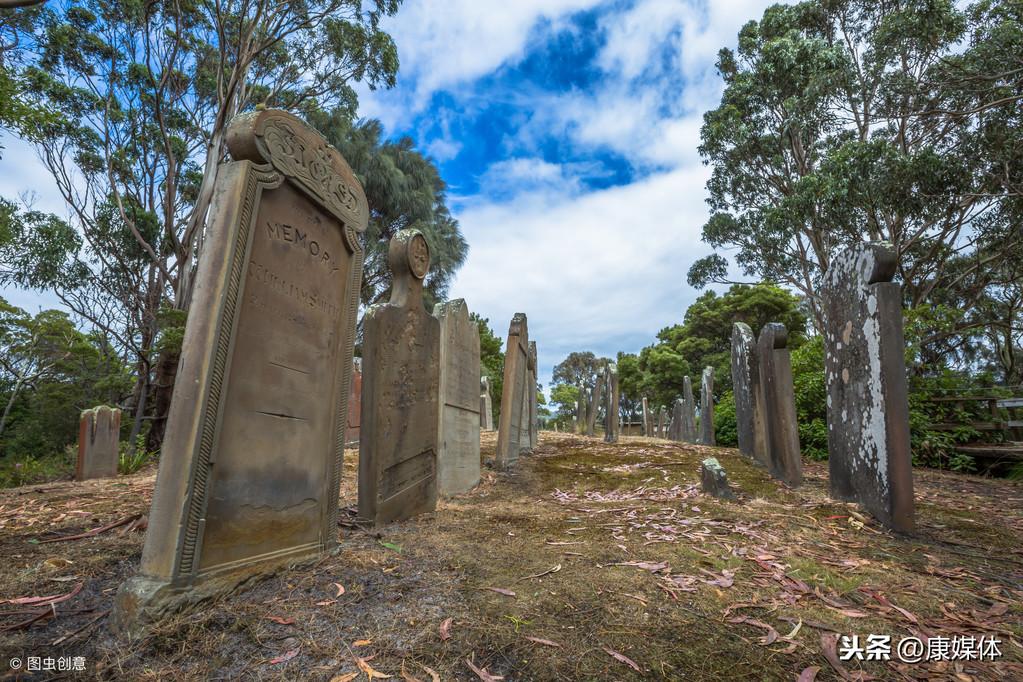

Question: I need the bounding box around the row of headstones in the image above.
[729,242,914,533]
[570,361,621,442]
[639,369,714,445]
[108,110,538,634]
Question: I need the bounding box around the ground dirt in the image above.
[1,433,1021,681]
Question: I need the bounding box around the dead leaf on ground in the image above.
[330,673,359,682]
[517,564,561,581]
[265,616,295,625]
[356,656,391,679]
[613,560,669,573]
[268,647,300,665]
[524,636,561,647]
[353,639,373,646]
[439,617,453,641]
[797,666,820,682]
[333,582,346,597]
[482,587,516,597]
[465,656,504,681]
[603,646,642,672]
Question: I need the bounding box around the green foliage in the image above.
[791,336,829,460]
[552,352,609,390]
[549,384,580,428]
[0,447,73,489]
[473,313,504,420]
[118,435,153,475]
[713,391,738,447]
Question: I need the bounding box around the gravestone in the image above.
[76,406,121,480]
[345,358,362,446]
[700,367,715,445]
[603,362,620,443]
[657,406,667,439]
[757,323,802,487]
[576,384,588,435]
[641,397,651,437]
[586,370,603,437]
[824,243,914,532]
[528,341,539,449]
[496,314,531,467]
[730,323,767,466]
[670,399,684,441]
[434,298,481,497]
[480,376,495,431]
[359,230,441,525]
[112,110,366,634]
[700,458,736,500]
[681,376,697,443]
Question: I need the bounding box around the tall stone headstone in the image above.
[76,406,121,480]
[641,397,652,437]
[731,323,767,466]
[496,314,531,468]
[345,358,362,446]
[113,110,366,633]
[586,371,603,437]
[669,399,684,441]
[757,323,802,487]
[700,367,715,445]
[603,362,620,443]
[359,230,441,525]
[657,406,667,439]
[528,341,539,449]
[824,243,914,532]
[480,376,495,431]
[434,299,482,497]
[681,376,697,443]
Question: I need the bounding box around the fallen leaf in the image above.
[316,600,336,607]
[783,620,802,640]
[353,639,373,646]
[482,587,516,597]
[420,665,441,682]
[613,560,669,573]
[379,540,402,553]
[357,656,391,679]
[465,656,504,681]
[42,557,73,569]
[334,583,346,597]
[524,636,561,648]
[268,647,300,665]
[265,616,295,625]
[797,666,821,682]
[439,617,453,641]
[330,673,359,682]
[603,646,641,672]
[399,662,421,682]
[517,564,561,581]
[544,540,583,545]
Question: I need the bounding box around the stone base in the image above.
[700,458,736,501]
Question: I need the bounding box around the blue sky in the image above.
[0,0,784,395]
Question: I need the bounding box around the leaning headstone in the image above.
[641,397,651,437]
[345,358,362,446]
[480,376,495,431]
[757,323,802,487]
[669,399,684,441]
[586,370,603,437]
[681,376,697,443]
[112,110,366,634]
[824,243,914,532]
[528,341,539,449]
[434,299,481,497]
[700,457,736,500]
[76,406,121,480]
[730,323,767,466]
[603,363,620,443]
[700,367,715,445]
[496,314,531,467]
[359,229,441,524]
[657,406,667,439]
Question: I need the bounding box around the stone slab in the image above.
[757,323,802,487]
[76,406,121,480]
[434,298,481,497]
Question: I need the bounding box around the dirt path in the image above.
[1,433,1021,680]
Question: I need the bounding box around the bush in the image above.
[714,391,738,446]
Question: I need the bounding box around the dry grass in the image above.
[1,432,1021,680]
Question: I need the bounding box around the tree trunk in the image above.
[0,377,24,441]
[126,367,150,457]
[145,349,179,453]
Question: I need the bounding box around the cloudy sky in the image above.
[0,0,784,395]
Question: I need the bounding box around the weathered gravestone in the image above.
[700,458,736,500]
[681,376,697,443]
[824,243,914,532]
[657,406,667,439]
[586,370,603,437]
[641,397,652,437]
[528,341,539,449]
[496,314,531,467]
[480,376,495,431]
[700,367,715,445]
[757,323,802,487]
[603,362,620,443]
[345,358,362,446]
[731,323,768,466]
[669,399,684,441]
[112,110,366,633]
[434,298,481,497]
[359,230,441,525]
[76,406,121,480]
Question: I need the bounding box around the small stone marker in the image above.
[757,323,802,487]
[681,376,697,443]
[586,370,603,437]
[496,314,531,467]
[345,358,362,446]
[657,405,667,439]
[700,367,715,445]
[434,298,481,497]
[603,362,620,443]
[700,457,735,500]
[76,406,121,480]
[641,397,652,437]
[731,323,767,466]
[824,242,914,532]
[480,376,495,431]
[359,229,441,525]
[113,110,366,634]
[528,341,539,449]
